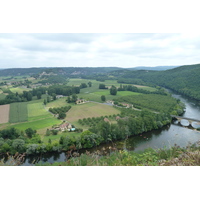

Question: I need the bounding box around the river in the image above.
[22,91,200,165]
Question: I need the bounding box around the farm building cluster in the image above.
[51,122,76,132]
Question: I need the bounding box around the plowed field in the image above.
[0,104,10,123]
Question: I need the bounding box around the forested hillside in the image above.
[119,64,200,100]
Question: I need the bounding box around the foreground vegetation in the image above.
[1,141,200,166]
[35,141,200,166]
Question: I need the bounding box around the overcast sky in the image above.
[1,33,200,68]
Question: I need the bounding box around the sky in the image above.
[1,33,200,69]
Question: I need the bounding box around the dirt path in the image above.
[0,104,10,123]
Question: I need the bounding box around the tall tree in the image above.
[110,85,117,95]
[101,95,106,101]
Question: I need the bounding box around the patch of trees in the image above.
[78,115,118,127]
[0,87,47,105]
[47,85,80,96]
[0,127,42,154]
[99,84,107,89]
[49,106,71,119]
[79,83,88,89]
[59,130,103,150]
[67,94,78,103]
[110,85,117,95]
[117,84,167,95]
[89,110,172,143]
[101,95,106,101]
[88,81,92,87]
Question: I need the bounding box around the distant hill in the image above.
[0,67,122,77]
[131,66,179,71]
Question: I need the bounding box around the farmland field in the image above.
[78,90,141,103]
[94,90,141,96]
[0,104,10,123]
[28,102,50,121]
[46,97,68,108]
[65,102,120,123]
[10,87,31,94]
[10,117,60,131]
[9,102,28,123]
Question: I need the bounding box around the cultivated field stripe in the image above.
[0,104,10,124]
[9,102,28,123]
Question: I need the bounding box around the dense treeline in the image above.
[117,84,167,95]
[115,94,184,115]
[47,85,80,96]
[59,110,172,151]
[0,87,46,105]
[0,128,44,154]
[0,84,80,105]
[0,108,172,155]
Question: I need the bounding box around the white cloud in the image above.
[0,33,200,68]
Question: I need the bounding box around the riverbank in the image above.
[1,140,200,166]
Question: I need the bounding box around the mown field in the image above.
[65,102,120,124]
[9,102,28,123]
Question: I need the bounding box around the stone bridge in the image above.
[171,115,200,127]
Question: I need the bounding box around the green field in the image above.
[68,78,157,91]
[7,101,62,133]
[65,102,120,123]
[9,102,28,123]
[10,87,32,94]
[46,97,68,108]
[28,102,51,121]
[11,117,61,131]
